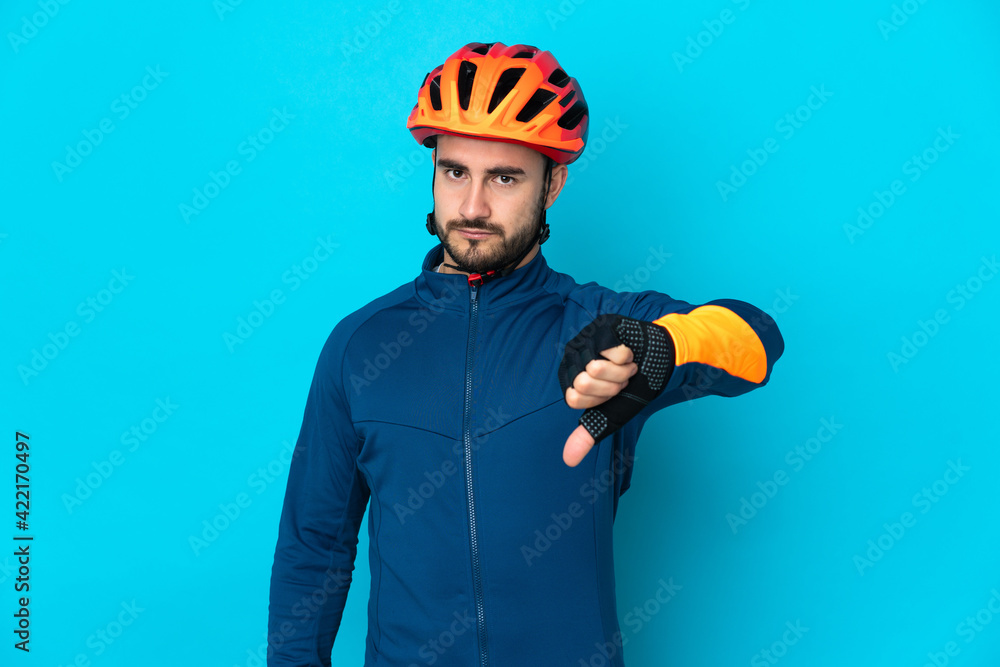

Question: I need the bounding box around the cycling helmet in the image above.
[407,42,589,164]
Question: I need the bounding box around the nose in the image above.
[459,178,491,223]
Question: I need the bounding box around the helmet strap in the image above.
[425,151,439,236]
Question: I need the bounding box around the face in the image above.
[431,134,558,275]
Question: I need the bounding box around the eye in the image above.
[496,175,515,186]
[448,169,463,179]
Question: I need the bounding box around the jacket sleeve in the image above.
[267,328,370,666]
[622,291,784,413]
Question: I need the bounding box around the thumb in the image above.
[563,425,596,467]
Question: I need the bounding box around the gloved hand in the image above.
[558,314,676,466]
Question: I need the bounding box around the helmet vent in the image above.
[429,75,443,111]
[470,43,493,55]
[516,89,558,123]
[557,101,587,130]
[512,50,536,58]
[457,61,477,110]
[488,68,526,113]
[558,90,576,107]
[548,68,570,87]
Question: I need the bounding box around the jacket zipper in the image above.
[464,282,489,667]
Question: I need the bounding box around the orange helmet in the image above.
[407,42,589,164]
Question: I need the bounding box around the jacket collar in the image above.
[414,243,554,312]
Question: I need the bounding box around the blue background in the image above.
[3,0,999,665]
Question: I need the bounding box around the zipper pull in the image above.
[469,283,478,302]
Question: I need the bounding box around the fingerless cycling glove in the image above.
[558,314,676,444]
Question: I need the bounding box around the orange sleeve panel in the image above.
[652,305,768,384]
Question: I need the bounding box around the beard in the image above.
[436,189,546,275]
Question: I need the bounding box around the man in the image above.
[267,42,783,666]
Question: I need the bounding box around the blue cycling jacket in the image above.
[267,243,784,666]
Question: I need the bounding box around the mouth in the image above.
[457,228,494,240]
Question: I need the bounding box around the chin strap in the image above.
[426,158,553,288]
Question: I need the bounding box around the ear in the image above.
[544,163,569,209]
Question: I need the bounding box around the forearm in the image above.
[267,331,370,665]
[653,298,783,399]
[267,538,357,665]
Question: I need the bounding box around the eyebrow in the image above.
[436,157,526,177]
